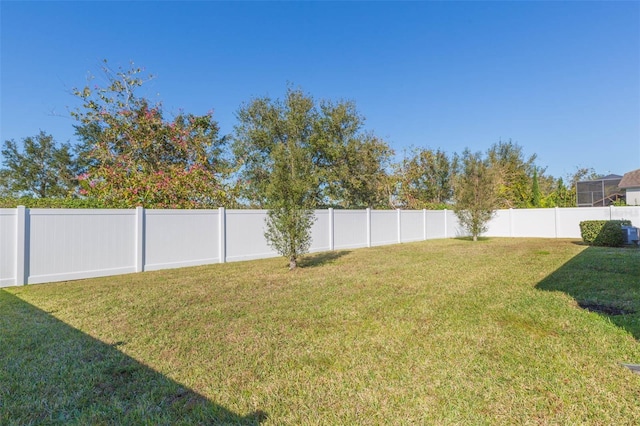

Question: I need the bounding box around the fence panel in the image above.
[225,210,276,262]
[510,208,556,238]
[425,210,447,239]
[446,210,463,238]
[1,205,639,287]
[371,210,396,246]
[611,206,640,227]
[145,209,220,271]
[27,209,136,284]
[555,207,607,238]
[0,209,17,286]
[310,210,331,252]
[485,210,511,237]
[400,210,423,242]
[334,210,368,249]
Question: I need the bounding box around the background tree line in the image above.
[1,62,599,212]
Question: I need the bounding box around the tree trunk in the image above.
[289,256,297,270]
[473,235,478,242]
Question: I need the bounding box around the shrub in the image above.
[0,197,107,209]
[579,220,631,247]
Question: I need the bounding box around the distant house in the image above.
[576,174,624,207]
[619,169,640,206]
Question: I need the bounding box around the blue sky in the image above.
[1,1,638,179]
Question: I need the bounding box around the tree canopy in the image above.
[71,61,231,208]
[486,140,537,209]
[0,131,77,198]
[395,148,458,209]
[1,61,606,212]
[313,101,393,208]
[233,88,392,209]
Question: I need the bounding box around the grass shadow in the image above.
[300,250,351,268]
[0,290,267,425]
[536,246,640,340]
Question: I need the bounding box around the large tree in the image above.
[233,89,318,208]
[0,131,77,198]
[453,149,498,241]
[72,61,231,208]
[395,148,458,209]
[233,87,392,209]
[487,140,537,208]
[313,100,393,208]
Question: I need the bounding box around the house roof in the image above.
[601,174,623,180]
[577,174,622,184]
[619,169,640,189]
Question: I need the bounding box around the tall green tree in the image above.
[234,88,318,269]
[233,88,392,209]
[453,149,498,241]
[72,61,231,208]
[547,177,574,207]
[395,148,458,209]
[0,131,77,198]
[487,140,537,208]
[233,88,318,208]
[531,168,541,207]
[313,101,393,208]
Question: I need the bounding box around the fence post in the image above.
[423,209,427,240]
[15,206,27,285]
[509,208,514,237]
[366,208,372,247]
[397,209,402,243]
[135,206,145,272]
[554,207,560,238]
[328,208,334,251]
[443,209,448,238]
[219,207,226,263]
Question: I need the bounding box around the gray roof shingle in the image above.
[619,169,640,189]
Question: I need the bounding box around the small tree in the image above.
[263,136,317,270]
[453,149,498,241]
[553,177,574,207]
[265,206,315,270]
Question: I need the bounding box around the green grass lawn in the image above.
[1,238,639,425]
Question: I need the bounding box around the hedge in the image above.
[579,220,632,247]
[0,197,108,209]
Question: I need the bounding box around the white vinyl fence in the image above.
[1,206,638,287]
